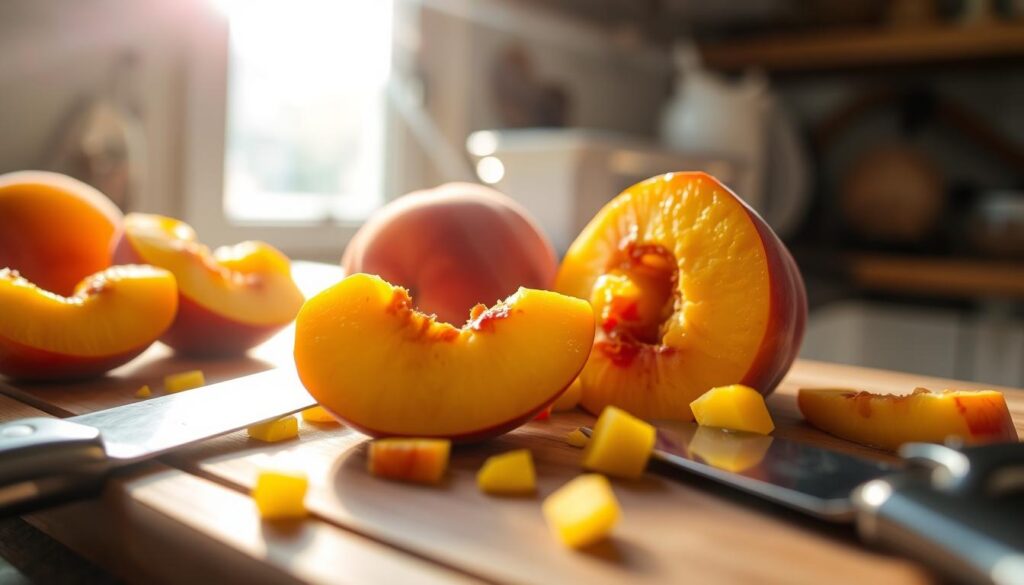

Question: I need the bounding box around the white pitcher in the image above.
[660,43,809,237]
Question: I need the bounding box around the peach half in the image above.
[799,387,1018,451]
[113,213,304,356]
[293,273,594,441]
[0,171,122,296]
[0,266,177,380]
[557,172,807,421]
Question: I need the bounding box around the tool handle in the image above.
[0,417,110,517]
[853,443,1024,585]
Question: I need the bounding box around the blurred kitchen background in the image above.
[1,0,1022,384]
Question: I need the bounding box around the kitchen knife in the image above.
[581,423,1024,585]
[0,368,315,516]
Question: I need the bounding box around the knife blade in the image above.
[646,421,896,521]
[581,423,1024,585]
[0,368,315,515]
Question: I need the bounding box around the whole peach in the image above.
[0,171,122,296]
[342,183,557,324]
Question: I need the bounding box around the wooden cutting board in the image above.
[1,262,1021,585]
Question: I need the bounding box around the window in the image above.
[182,0,401,256]
[216,0,393,224]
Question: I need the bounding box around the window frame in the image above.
[179,6,404,259]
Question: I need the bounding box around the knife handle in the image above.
[853,443,1024,585]
[0,417,110,517]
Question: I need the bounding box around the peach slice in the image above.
[690,384,775,435]
[293,273,594,441]
[542,474,620,549]
[799,388,1018,451]
[556,172,806,421]
[0,171,122,296]
[477,449,536,495]
[113,213,304,356]
[342,183,558,325]
[368,439,451,484]
[0,266,177,380]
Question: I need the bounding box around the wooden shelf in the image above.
[847,254,1024,300]
[700,23,1024,72]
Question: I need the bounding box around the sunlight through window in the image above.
[213,0,392,223]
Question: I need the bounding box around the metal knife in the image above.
[0,368,315,516]
[581,423,1024,585]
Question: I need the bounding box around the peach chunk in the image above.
[582,406,655,479]
[566,429,589,448]
[542,474,620,549]
[342,183,557,325]
[368,439,451,485]
[248,416,299,443]
[301,406,340,425]
[556,172,806,421]
[252,469,308,520]
[0,171,122,296]
[294,273,594,441]
[687,426,774,473]
[690,384,775,435]
[164,370,206,394]
[113,213,304,356]
[477,449,536,495]
[0,266,177,380]
[134,385,152,398]
[799,388,1018,451]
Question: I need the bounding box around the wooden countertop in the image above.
[1,262,1021,584]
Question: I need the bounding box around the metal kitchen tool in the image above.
[0,368,315,516]
[581,424,1024,585]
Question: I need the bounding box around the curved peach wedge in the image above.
[0,171,122,296]
[0,266,177,380]
[798,388,1018,451]
[557,172,806,421]
[293,273,595,441]
[113,213,304,356]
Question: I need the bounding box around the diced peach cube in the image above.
[542,474,620,548]
[368,439,450,485]
[565,428,589,448]
[164,370,205,394]
[252,469,308,520]
[248,416,299,442]
[134,384,152,398]
[690,384,774,435]
[301,405,339,424]
[477,449,536,495]
[582,406,655,479]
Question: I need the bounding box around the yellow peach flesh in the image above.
[582,406,656,479]
[542,474,620,549]
[252,469,308,520]
[690,384,775,435]
[476,449,536,495]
